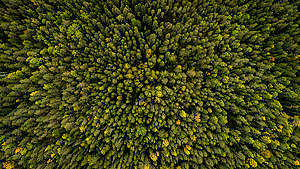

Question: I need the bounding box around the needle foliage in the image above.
[0,0,299,169]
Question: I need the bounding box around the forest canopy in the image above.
[0,0,299,169]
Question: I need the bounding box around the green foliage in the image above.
[0,0,299,169]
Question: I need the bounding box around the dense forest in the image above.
[0,0,299,168]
